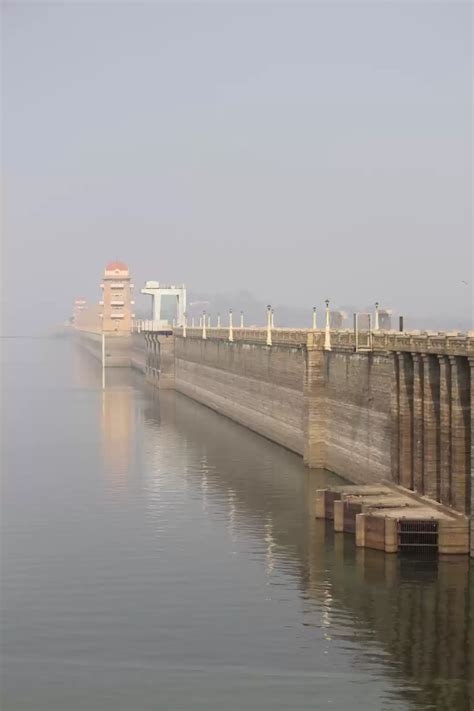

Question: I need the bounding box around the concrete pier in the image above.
[316,483,469,555]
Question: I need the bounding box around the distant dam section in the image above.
[74,330,133,368]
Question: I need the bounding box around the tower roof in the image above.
[105,260,128,272]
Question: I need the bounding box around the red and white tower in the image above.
[100,261,135,332]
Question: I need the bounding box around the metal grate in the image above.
[397,519,438,555]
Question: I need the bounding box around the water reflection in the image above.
[73,351,135,495]
[140,388,473,711]
[309,534,473,711]
[73,349,473,710]
[101,379,134,495]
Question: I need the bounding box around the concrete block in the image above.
[438,519,469,555]
[315,489,342,520]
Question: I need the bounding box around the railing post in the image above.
[324,299,331,351]
[229,309,234,342]
[266,305,272,346]
[202,311,207,340]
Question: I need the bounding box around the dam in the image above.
[73,263,474,557]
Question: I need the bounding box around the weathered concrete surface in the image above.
[131,332,147,373]
[323,351,392,485]
[172,337,396,488]
[174,337,305,454]
[155,334,176,389]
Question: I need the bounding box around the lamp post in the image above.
[374,302,380,331]
[324,299,331,351]
[240,310,244,328]
[202,311,207,340]
[266,305,272,346]
[312,306,317,330]
[229,309,234,342]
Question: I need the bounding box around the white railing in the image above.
[132,319,474,356]
[133,319,172,332]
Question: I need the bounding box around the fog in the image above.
[2,2,472,335]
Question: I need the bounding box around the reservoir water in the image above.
[2,338,473,710]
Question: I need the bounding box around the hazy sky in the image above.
[2,1,472,333]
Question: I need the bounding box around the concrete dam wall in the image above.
[323,350,393,484]
[171,334,393,487]
[79,325,474,553]
[132,330,393,487]
[135,329,472,518]
[174,337,306,456]
[131,332,147,373]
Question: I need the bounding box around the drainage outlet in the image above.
[397,519,438,555]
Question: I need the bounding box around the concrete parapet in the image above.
[170,326,474,356]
